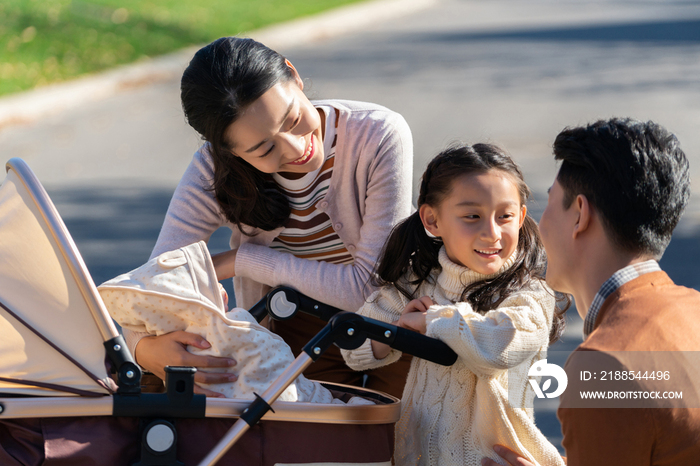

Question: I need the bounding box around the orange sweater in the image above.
[558,271,700,465]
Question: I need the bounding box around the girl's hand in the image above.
[217,282,229,309]
[212,249,238,280]
[135,331,237,398]
[397,296,434,334]
[481,445,537,466]
[402,296,435,315]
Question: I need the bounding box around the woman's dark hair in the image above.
[374,143,568,343]
[180,37,295,233]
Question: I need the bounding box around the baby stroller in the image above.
[0,158,456,466]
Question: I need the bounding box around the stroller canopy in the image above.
[0,159,119,397]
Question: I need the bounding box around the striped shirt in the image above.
[270,107,354,265]
[583,259,661,338]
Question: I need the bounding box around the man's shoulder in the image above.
[589,271,700,351]
[616,270,698,296]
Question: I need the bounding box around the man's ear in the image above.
[572,194,591,239]
[419,204,440,238]
[285,59,304,90]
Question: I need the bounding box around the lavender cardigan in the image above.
[124,100,413,354]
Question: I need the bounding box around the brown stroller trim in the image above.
[1,414,398,466]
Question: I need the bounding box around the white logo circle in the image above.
[528,359,568,398]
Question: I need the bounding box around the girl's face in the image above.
[223,64,325,178]
[420,170,526,275]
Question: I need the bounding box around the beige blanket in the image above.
[98,241,368,404]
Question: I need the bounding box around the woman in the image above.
[124,37,414,398]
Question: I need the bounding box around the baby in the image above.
[98,241,369,405]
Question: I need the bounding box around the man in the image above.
[483,118,700,465]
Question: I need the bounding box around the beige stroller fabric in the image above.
[98,241,368,404]
[0,165,115,397]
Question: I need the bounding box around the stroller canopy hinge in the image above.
[104,336,142,394]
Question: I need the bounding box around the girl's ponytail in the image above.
[372,211,442,300]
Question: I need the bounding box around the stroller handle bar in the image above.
[253,286,458,367]
[305,311,458,367]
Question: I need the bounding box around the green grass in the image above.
[0,0,365,97]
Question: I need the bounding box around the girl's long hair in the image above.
[373,143,568,343]
[180,37,293,234]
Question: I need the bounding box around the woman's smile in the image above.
[287,135,315,166]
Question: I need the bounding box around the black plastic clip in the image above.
[239,392,275,427]
[104,335,142,394]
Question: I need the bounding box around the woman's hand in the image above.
[481,445,537,466]
[135,331,237,398]
[396,296,434,334]
[212,249,238,280]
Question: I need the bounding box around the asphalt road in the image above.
[1,0,699,453]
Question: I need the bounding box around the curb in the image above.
[0,0,436,131]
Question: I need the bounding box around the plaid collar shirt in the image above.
[583,260,661,338]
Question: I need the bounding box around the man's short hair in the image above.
[553,118,690,258]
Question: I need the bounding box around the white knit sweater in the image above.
[341,247,565,466]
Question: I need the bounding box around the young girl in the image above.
[341,144,566,466]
